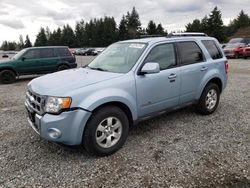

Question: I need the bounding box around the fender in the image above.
[0,66,18,76]
[196,69,224,100]
[78,88,138,120]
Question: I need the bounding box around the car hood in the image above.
[0,59,12,64]
[28,68,123,96]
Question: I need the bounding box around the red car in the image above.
[223,43,245,58]
[242,45,250,59]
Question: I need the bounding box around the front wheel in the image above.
[83,106,129,156]
[0,70,16,84]
[196,83,220,115]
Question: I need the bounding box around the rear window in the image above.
[55,48,71,57]
[202,40,223,60]
[177,41,204,65]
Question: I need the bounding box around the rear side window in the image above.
[39,49,54,58]
[144,43,176,70]
[177,41,204,65]
[56,48,71,57]
[202,40,223,59]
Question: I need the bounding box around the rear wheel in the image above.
[83,106,129,156]
[0,70,16,84]
[57,65,69,71]
[196,83,220,115]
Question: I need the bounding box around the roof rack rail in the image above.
[167,32,208,37]
[138,34,166,38]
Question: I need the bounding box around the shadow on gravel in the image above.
[199,174,250,188]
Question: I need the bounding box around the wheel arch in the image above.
[0,67,18,76]
[88,101,134,127]
[197,76,223,100]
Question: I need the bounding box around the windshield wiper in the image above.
[86,66,108,72]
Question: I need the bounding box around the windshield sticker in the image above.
[129,44,145,49]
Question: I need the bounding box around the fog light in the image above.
[48,128,62,139]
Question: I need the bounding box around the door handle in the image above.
[201,67,208,71]
[168,73,177,79]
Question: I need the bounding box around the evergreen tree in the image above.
[200,16,209,33]
[34,27,47,46]
[207,7,225,41]
[118,15,128,40]
[186,19,202,32]
[102,17,117,46]
[17,35,24,50]
[156,24,165,35]
[61,24,75,47]
[146,20,157,35]
[75,20,85,47]
[235,10,250,28]
[24,35,32,48]
[126,7,141,39]
[1,41,8,51]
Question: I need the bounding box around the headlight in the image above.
[44,96,71,114]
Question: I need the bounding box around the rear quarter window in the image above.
[56,48,71,57]
[202,40,223,60]
[177,41,204,65]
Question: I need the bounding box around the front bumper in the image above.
[25,102,91,145]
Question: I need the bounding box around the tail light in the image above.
[67,48,74,57]
[224,60,229,76]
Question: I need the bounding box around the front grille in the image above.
[26,90,44,115]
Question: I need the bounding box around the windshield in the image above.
[12,49,28,60]
[225,43,244,48]
[228,38,243,44]
[87,42,147,73]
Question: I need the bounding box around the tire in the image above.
[0,70,16,84]
[243,56,247,59]
[57,65,69,71]
[83,106,129,156]
[234,52,239,59]
[196,83,220,115]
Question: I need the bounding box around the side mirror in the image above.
[139,62,160,75]
[21,57,26,61]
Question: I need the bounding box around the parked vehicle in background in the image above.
[82,48,95,56]
[242,44,250,59]
[73,48,87,55]
[25,36,228,156]
[0,46,76,84]
[223,43,246,58]
[2,53,9,58]
[227,38,250,45]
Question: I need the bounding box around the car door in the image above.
[38,48,59,73]
[176,41,207,104]
[17,49,42,74]
[135,43,181,117]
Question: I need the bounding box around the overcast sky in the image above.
[0,0,249,44]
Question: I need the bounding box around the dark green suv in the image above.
[0,46,77,84]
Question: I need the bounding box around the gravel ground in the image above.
[0,58,250,187]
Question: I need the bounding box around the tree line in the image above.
[186,7,250,42]
[1,7,250,51]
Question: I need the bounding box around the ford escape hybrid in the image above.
[25,37,228,156]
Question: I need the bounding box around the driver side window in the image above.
[23,50,40,59]
[144,43,176,70]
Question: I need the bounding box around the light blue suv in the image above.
[25,37,228,156]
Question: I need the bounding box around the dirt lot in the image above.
[0,58,250,187]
